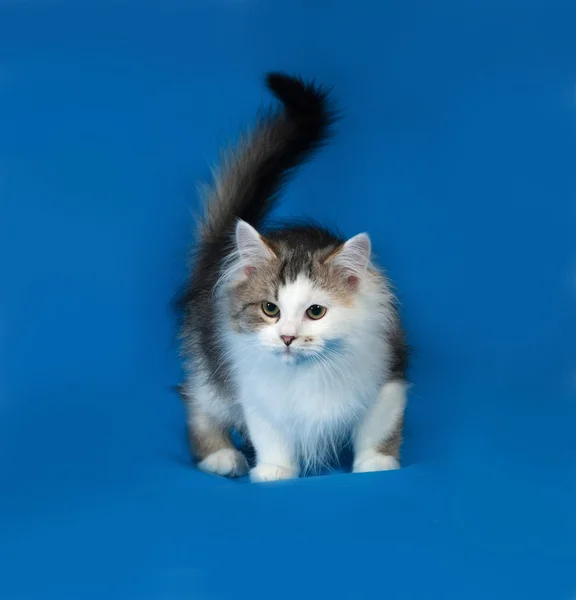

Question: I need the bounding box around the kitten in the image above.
[178,73,409,482]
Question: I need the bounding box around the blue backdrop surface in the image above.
[1,1,575,598]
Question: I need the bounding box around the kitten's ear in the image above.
[234,220,275,276]
[331,233,372,289]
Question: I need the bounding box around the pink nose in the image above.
[280,335,296,347]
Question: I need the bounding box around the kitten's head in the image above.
[226,220,376,364]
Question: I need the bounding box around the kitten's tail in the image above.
[199,72,336,243]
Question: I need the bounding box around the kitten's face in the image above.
[228,221,371,364]
[259,275,356,363]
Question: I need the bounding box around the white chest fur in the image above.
[227,332,389,435]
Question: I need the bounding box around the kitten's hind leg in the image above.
[183,383,249,478]
[352,380,407,473]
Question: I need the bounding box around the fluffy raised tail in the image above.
[199,72,336,244]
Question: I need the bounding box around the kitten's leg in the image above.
[244,409,299,482]
[353,379,407,473]
[184,381,249,478]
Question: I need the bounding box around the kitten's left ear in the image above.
[330,233,372,289]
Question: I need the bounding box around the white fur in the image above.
[353,452,399,473]
[187,378,242,428]
[228,265,397,480]
[353,380,407,472]
[353,380,406,458]
[243,407,300,479]
[251,463,299,482]
[192,235,405,482]
[197,448,249,477]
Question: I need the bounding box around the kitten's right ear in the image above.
[234,220,275,276]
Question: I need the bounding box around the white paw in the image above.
[353,451,400,474]
[197,448,249,478]
[250,463,299,483]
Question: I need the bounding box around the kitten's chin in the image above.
[265,346,302,365]
[272,347,320,365]
[280,352,297,365]
[275,347,298,365]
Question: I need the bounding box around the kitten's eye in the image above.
[262,301,280,318]
[306,304,327,320]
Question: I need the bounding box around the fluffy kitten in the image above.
[178,73,409,482]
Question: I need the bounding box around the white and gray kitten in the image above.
[178,73,409,482]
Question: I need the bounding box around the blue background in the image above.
[1,1,575,598]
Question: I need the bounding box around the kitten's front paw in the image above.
[197,448,249,478]
[353,451,400,473]
[250,463,299,483]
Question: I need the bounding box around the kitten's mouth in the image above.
[273,346,299,364]
[277,346,317,365]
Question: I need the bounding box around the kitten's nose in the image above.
[280,335,296,347]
